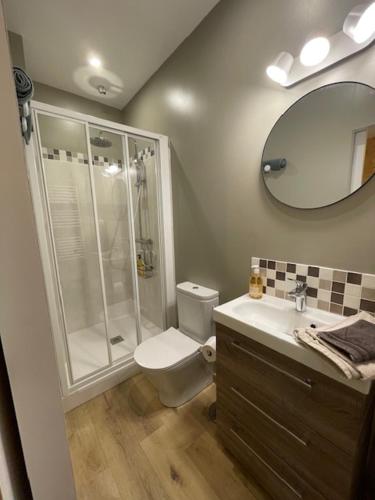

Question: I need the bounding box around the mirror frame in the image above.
[261,81,375,210]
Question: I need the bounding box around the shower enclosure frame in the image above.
[25,101,176,409]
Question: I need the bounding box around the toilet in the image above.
[134,282,219,407]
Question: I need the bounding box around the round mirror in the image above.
[262,82,375,209]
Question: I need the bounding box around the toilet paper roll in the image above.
[200,336,216,363]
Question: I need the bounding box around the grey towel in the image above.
[318,320,375,363]
[294,312,375,380]
[13,66,33,104]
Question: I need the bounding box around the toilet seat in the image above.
[134,327,200,371]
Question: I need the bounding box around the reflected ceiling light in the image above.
[299,37,330,66]
[88,56,102,68]
[103,164,121,177]
[167,89,194,112]
[343,2,375,43]
[266,52,293,84]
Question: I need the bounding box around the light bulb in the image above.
[88,56,102,68]
[266,52,294,85]
[266,66,287,84]
[299,37,330,66]
[344,2,375,43]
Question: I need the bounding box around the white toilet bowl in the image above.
[134,282,219,407]
[134,327,213,407]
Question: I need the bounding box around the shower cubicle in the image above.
[26,102,175,409]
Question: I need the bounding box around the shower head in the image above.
[90,131,112,148]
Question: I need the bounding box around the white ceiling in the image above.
[4,0,219,109]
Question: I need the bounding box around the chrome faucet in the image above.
[288,279,308,312]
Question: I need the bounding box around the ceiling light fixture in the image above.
[299,37,330,66]
[97,85,107,95]
[266,52,294,84]
[343,1,375,43]
[88,56,102,68]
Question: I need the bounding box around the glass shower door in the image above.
[88,126,138,362]
[128,136,164,341]
[34,110,170,392]
[37,114,110,382]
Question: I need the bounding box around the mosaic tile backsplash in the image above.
[251,257,375,316]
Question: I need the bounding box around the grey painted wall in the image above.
[0,9,76,500]
[7,31,24,68]
[34,81,122,122]
[122,0,375,302]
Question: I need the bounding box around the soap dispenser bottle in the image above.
[249,265,263,299]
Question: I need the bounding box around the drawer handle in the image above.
[230,428,303,499]
[231,386,308,447]
[231,341,313,390]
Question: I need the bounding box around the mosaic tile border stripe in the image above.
[251,257,375,316]
[42,147,122,167]
[93,155,122,167]
[134,146,155,161]
[42,146,155,165]
[42,147,88,164]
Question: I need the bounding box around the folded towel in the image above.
[318,320,375,363]
[294,312,375,380]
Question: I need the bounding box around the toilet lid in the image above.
[134,327,200,370]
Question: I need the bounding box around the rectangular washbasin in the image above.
[229,295,341,336]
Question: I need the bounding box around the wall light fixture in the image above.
[266,52,293,84]
[344,2,375,43]
[266,1,375,87]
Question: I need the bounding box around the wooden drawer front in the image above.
[219,410,325,500]
[217,378,352,500]
[217,324,367,454]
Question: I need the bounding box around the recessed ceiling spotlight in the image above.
[97,85,107,95]
[299,37,330,66]
[266,52,294,84]
[343,1,375,43]
[88,56,102,68]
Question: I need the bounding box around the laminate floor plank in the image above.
[66,374,268,500]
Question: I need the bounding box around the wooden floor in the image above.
[65,374,269,500]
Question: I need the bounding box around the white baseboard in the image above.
[62,360,140,412]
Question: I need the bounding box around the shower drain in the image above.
[110,335,124,345]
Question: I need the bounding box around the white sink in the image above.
[229,295,340,336]
[213,294,371,394]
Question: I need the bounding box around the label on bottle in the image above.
[249,285,262,298]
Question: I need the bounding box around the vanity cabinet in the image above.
[216,323,375,500]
